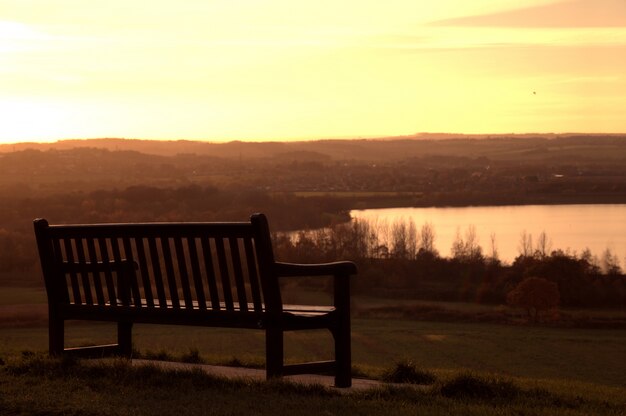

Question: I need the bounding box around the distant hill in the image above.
[1,134,625,162]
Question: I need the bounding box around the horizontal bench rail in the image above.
[44,222,256,239]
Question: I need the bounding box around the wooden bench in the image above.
[33,213,356,387]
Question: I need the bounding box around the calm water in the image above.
[350,204,626,263]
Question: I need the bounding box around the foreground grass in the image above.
[1,354,624,416]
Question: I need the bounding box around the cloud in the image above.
[431,0,626,28]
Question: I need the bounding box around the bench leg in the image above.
[49,316,64,356]
[117,321,133,358]
[266,327,283,380]
[334,318,352,388]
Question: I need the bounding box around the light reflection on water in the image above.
[350,204,626,263]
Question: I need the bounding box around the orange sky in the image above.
[1,0,625,143]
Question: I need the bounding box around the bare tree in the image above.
[518,230,533,257]
[390,218,417,259]
[372,218,390,258]
[536,231,552,258]
[451,225,482,261]
[464,225,482,260]
[488,232,499,262]
[601,248,622,275]
[406,219,418,260]
[419,222,437,255]
[451,227,464,259]
[580,248,601,273]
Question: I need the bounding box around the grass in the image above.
[0,285,624,414]
[1,317,625,386]
[0,322,624,415]
[1,353,624,416]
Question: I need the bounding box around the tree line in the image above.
[0,185,350,284]
[272,219,625,309]
[0,183,624,311]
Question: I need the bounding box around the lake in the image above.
[350,204,626,263]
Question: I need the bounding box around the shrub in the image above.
[439,373,520,400]
[180,348,205,364]
[381,360,436,385]
[142,350,174,362]
[351,365,368,378]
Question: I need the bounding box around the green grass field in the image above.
[1,323,624,416]
[2,317,624,388]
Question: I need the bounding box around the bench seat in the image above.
[58,301,336,329]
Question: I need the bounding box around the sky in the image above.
[1,0,625,143]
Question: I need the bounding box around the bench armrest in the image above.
[274,261,357,278]
[274,261,356,311]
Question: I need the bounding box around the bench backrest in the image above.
[34,213,283,314]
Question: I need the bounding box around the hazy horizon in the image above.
[2,0,625,144]
[3,131,626,148]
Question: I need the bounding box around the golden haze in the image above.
[1,0,625,143]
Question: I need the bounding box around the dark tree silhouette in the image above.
[507,277,560,322]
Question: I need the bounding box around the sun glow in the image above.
[1,1,625,144]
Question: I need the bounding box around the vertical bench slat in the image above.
[229,238,248,312]
[74,238,94,305]
[51,237,70,303]
[147,237,168,309]
[111,238,130,307]
[160,237,180,309]
[243,237,263,312]
[215,237,234,311]
[134,237,155,308]
[201,238,220,311]
[122,237,142,307]
[98,238,118,306]
[63,238,82,305]
[187,237,207,311]
[86,238,106,306]
[174,237,194,310]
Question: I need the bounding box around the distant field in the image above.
[0,286,47,305]
[286,191,423,198]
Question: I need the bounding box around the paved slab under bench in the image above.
[131,359,392,391]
